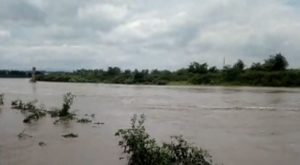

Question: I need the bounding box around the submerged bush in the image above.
[49,92,76,119]
[0,93,4,105]
[23,110,46,123]
[10,93,80,124]
[59,92,75,117]
[11,99,38,111]
[11,99,46,123]
[62,133,78,138]
[77,118,92,123]
[115,114,213,165]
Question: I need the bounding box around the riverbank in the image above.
[36,69,300,88]
[35,54,300,87]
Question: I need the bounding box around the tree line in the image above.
[0,70,31,78]
[36,53,300,87]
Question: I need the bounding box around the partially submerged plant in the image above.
[115,114,213,165]
[62,133,78,138]
[60,92,75,117]
[77,118,92,123]
[11,99,38,111]
[38,141,47,147]
[11,93,76,120]
[163,136,213,165]
[11,99,46,123]
[48,92,76,120]
[23,110,46,123]
[0,93,4,105]
[11,99,25,109]
[94,122,104,125]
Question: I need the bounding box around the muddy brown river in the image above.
[0,78,300,165]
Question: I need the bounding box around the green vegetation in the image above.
[0,70,44,78]
[10,92,101,125]
[11,93,78,123]
[49,92,76,119]
[115,114,213,165]
[60,92,75,117]
[11,99,46,123]
[0,70,31,78]
[11,100,37,110]
[23,110,46,124]
[36,53,300,87]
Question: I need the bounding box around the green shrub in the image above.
[115,114,213,165]
[59,92,75,117]
[163,136,212,165]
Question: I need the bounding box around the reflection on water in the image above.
[31,82,37,94]
[0,79,300,165]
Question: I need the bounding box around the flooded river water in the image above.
[0,78,300,165]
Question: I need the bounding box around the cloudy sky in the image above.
[0,0,299,71]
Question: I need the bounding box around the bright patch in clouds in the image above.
[78,4,128,21]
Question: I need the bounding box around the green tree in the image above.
[188,62,208,74]
[263,53,288,71]
[222,64,241,82]
[233,59,245,72]
[106,67,121,76]
[208,66,218,73]
[250,62,263,71]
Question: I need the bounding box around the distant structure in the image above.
[31,67,36,82]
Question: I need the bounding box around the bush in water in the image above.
[115,114,213,165]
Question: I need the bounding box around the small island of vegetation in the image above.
[33,53,300,87]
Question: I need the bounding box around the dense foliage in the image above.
[0,70,31,78]
[115,114,213,165]
[0,70,43,78]
[36,53,300,87]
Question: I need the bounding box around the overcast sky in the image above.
[0,0,299,71]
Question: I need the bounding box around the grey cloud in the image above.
[0,0,300,70]
[0,0,46,26]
